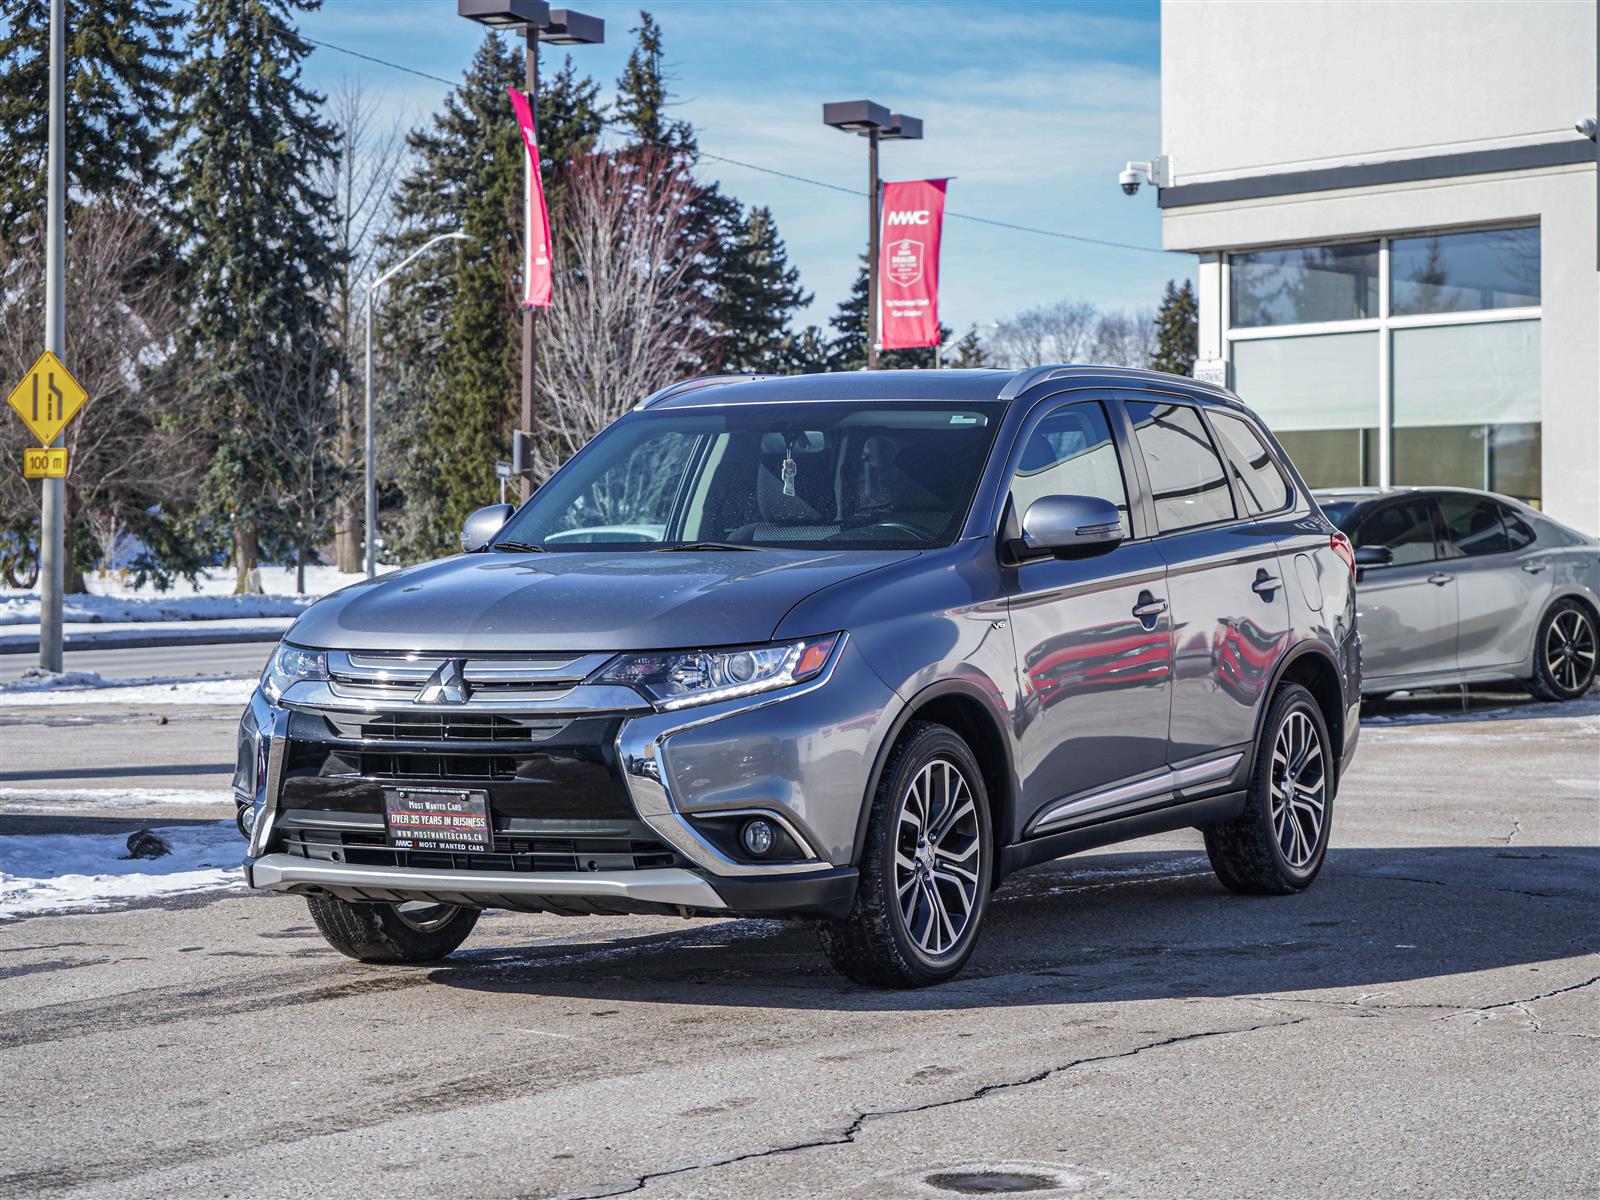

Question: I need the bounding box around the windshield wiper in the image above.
[489,540,548,553]
[652,541,757,552]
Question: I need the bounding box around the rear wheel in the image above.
[1204,683,1333,895]
[1528,600,1597,702]
[305,895,480,963]
[819,723,992,987]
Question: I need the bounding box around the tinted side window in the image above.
[1010,402,1130,536]
[1501,506,1537,551]
[1210,411,1291,515]
[1437,495,1510,558]
[1126,400,1236,533]
[1353,499,1438,566]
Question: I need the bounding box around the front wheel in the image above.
[1527,600,1597,702]
[819,723,992,987]
[1204,683,1333,895]
[306,895,480,963]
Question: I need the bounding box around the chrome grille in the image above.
[325,650,616,704]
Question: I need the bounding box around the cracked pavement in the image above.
[1,690,1595,1198]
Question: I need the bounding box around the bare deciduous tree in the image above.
[533,147,711,483]
[317,80,407,572]
[0,196,199,589]
[985,299,1158,371]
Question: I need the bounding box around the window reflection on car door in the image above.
[1350,496,1456,684]
[1436,494,1551,672]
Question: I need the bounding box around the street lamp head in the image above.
[541,9,604,44]
[823,99,892,135]
[458,0,550,29]
[880,113,923,141]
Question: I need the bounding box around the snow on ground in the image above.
[0,788,235,813]
[0,821,246,918]
[1362,690,1600,726]
[0,672,256,707]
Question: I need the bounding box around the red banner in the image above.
[876,178,947,351]
[507,86,553,308]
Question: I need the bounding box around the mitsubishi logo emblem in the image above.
[417,659,469,704]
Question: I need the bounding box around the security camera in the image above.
[1119,167,1142,196]
[1578,117,1598,140]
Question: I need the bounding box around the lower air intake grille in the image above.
[278,828,681,874]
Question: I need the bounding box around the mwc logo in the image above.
[885,209,931,226]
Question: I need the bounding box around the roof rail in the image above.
[996,363,1237,402]
[636,374,778,409]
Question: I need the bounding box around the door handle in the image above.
[1131,593,1168,623]
[1251,569,1281,596]
[1522,562,1548,574]
[1427,572,1452,586]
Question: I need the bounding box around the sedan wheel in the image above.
[1530,601,1598,702]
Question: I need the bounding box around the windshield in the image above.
[495,401,1005,550]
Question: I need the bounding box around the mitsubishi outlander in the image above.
[236,367,1360,987]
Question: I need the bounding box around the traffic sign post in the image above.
[37,0,67,672]
[6,351,87,444]
[22,447,69,479]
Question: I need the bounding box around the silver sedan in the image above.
[1315,487,1599,700]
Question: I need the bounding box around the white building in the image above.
[1158,0,1598,534]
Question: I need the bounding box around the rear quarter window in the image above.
[1210,411,1292,515]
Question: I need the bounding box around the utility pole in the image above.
[39,0,66,673]
[822,101,924,371]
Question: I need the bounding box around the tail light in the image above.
[1331,532,1356,576]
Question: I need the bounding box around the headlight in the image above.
[260,642,328,703]
[599,634,840,710]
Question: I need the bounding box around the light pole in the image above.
[459,1,603,501]
[822,101,923,369]
[362,230,471,578]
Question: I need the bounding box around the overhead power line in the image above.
[205,7,1173,258]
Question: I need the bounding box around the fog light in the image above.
[236,803,257,840]
[741,818,775,856]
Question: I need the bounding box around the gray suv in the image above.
[236,367,1360,986]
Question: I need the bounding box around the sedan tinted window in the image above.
[1210,411,1291,515]
[1437,495,1510,558]
[1353,499,1437,566]
[1126,400,1236,533]
[1502,507,1537,551]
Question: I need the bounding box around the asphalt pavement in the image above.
[0,688,1595,1199]
[0,640,272,684]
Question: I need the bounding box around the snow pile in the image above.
[0,821,246,918]
[0,591,317,626]
[0,787,235,812]
[0,673,256,707]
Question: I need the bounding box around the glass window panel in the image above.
[1230,331,1379,432]
[1352,499,1439,566]
[1230,242,1378,327]
[1392,320,1539,428]
[1393,426,1486,492]
[1501,506,1537,551]
[1010,402,1130,536]
[1273,430,1378,489]
[1126,400,1236,533]
[1210,411,1291,515]
[1391,226,1539,315]
[1437,495,1511,558]
[1488,422,1541,504]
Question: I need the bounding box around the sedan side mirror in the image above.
[1353,545,1394,569]
[1016,495,1125,560]
[461,503,514,552]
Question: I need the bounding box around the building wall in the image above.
[1162,0,1596,184]
[1158,0,1598,535]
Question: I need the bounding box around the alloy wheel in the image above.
[894,758,983,957]
[1544,609,1597,695]
[391,901,460,933]
[1269,709,1326,869]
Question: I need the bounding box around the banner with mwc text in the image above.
[508,86,554,307]
[876,178,948,351]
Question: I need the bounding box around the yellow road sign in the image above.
[6,351,88,445]
[22,446,69,478]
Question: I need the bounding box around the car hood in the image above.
[284,548,919,653]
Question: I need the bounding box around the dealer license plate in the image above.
[383,788,491,853]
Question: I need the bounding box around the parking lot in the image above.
[1,674,1596,1200]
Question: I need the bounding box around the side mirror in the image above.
[1016,495,1125,559]
[1353,545,1393,569]
[461,503,514,552]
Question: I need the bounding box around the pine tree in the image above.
[950,326,989,367]
[171,0,341,591]
[716,206,812,372]
[826,262,951,371]
[0,0,183,237]
[612,10,693,150]
[1148,278,1199,376]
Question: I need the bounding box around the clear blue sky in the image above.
[297,0,1188,334]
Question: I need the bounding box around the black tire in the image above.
[818,722,993,988]
[1527,600,1598,702]
[1204,683,1333,895]
[305,894,480,963]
